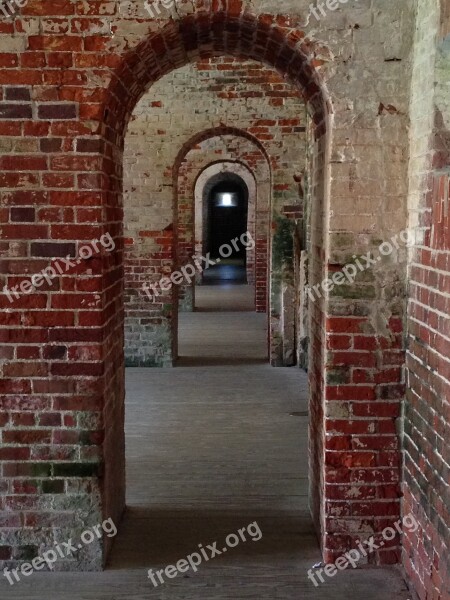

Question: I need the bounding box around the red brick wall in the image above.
[403,2,450,597]
[310,125,407,563]
[0,0,420,578]
[0,4,328,569]
[404,169,450,600]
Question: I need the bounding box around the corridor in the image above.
[0,283,411,599]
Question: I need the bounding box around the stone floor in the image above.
[0,284,412,599]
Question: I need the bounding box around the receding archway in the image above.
[0,0,417,587]
[169,129,273,361]
[196,164,256,283]
[101,6,330,567]
[174,127,272,317]
[202,172,250,282]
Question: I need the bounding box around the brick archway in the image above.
[104,7,327,145]
[123,122,273,367]
[0,2,334,570]
[102,7,330,566]
[193,161,259,292]
[175,127,271,315]
[1,2,440,595]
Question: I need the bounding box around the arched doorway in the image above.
[0,0,418,591]
[0,4,334,569]
[204,174,249,274]
[194,162,259,292]
[102,8,330,565]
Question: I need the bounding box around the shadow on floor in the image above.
[107,507,316,570]
[193,284,255,313]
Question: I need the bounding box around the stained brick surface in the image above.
[403,1,450,598]
[0,3,447,599]
[123,56,306,366]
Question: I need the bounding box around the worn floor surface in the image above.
[0,284,411,599]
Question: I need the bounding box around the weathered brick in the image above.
[30,241,76,257]
[0,103,32,119]
[37,103,77,120]
[40,137,62,152]
[0,4,446,596]
[10,207,35,222]
[4,87,31,101]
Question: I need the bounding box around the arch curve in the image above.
[104,4,329,148]
[175,126,272,174]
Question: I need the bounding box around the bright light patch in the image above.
[216,192,238,207]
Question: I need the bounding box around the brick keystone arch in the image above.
[191,161,258,301]
[123,122,272,367]
[173,126,272,173]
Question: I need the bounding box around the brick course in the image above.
[404,1,450,598]
[123,56,306,366]
[0,3,446,599]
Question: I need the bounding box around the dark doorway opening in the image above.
[204,176,248,285]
